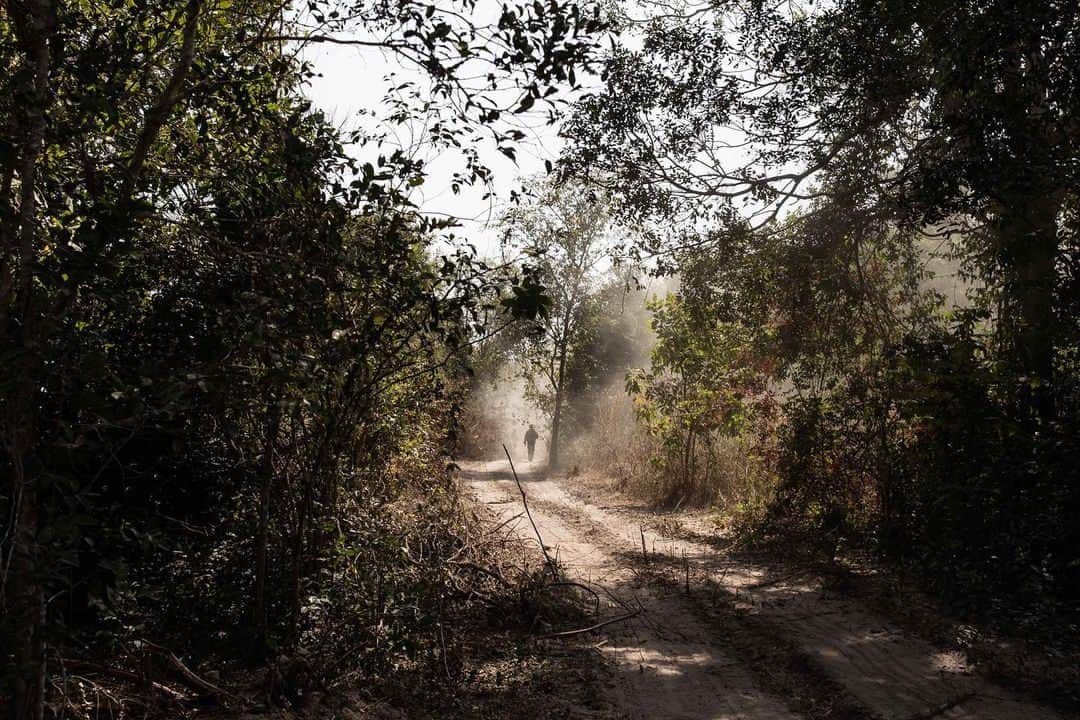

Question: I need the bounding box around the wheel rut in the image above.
[463,461,801,720]
[457,461,1063,720]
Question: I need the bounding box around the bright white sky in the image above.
[297,3,768,264]
[302,36,567,256]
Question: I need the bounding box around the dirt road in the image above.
[458,460,1064,720]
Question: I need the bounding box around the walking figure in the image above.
[524,424,539,462]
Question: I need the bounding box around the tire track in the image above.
[462,461,803,720]
[506,464,1064,720]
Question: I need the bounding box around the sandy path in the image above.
[458,461,1063,720]
[463,461,799,720]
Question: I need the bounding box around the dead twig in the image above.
[537,610,641,639]
[138,640,237,702]
[59,660,187,702]
[503,444,558,578]
[586,579,643,625]
[57,674,125,714]
[545,580,602,614]
[438,624,453,682]
[906,691,977,719]
[449,559,512,588]
[744,569,811,591]
[487,511,525,537]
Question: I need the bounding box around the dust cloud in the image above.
[461,273,676,474]
[460,362,549,464]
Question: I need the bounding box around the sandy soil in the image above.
[457,460,1065,720]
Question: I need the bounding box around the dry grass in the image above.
[565,391,777,530]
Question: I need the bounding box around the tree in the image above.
[627,291,770,503]
[564,0,1080,412]
[560,0,1080,613]
[0,0,605,714]
[502,181,614,468]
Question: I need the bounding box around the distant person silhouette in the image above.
[524,424,539,462]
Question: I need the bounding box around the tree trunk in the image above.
[123,0,202,193]
[253,401,281,647]
[995,188,1064,417]
[548,388,563,469]
[6,4,54,718]
[8,465,47,720]
[548,342,568,468]
[703,437,711,498]
[683,428,696,489]
[289,476,310,647]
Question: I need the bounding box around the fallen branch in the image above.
[59,659,187,702]
[744,569,811,591]
[139,641,235,701]
[55,675,125,714]
[906,691,977,720]
[544,580,602,614]
[537,610,641,639]
[503,444,558,578]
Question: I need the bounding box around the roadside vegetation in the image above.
[473,0,1080,702]
[5,0,1080,717]
[0,1,604,718]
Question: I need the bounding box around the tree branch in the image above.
[124,0,202,195]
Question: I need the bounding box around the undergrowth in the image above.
[44,478,600,720]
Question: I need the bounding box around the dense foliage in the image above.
[0,1,602,717]
[6,0,1078,714]
[626,286,776,507]
[564,0,1080,622]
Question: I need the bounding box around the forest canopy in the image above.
[560,0,1080,616]
[3,0,1080,718]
